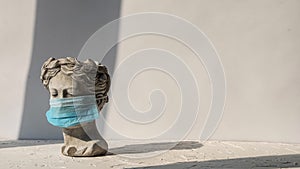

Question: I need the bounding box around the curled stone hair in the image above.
[40,57,110,111]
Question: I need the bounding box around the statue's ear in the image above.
[95,64,111,96]
[97,65,110,81]
[98,71,108,81]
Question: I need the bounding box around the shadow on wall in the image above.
[18,0,121,139]
[126,154,300,169]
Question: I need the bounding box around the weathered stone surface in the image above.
[40,57,110,157]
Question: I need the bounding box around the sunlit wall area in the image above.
[0,0,299,143]
[0,0,36,139]
[104,0,300,143]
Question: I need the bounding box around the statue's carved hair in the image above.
[40,57,110,110]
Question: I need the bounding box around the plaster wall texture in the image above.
[0,0,36,139]
[104,0,300,143]
[0,0,299,143]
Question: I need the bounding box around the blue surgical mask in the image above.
[46,95,99,128]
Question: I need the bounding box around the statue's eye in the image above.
[65,92,73,97]
[66,89,74,97]
[51,92,58,97]
[50,89,58,97]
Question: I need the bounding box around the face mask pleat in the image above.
[49,95,97,107]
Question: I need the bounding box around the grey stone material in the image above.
[40,57,110,157]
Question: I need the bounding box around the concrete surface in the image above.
[1,140,300,169]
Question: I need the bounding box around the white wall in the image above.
[18,0,121,139]
[102,0,300,143]
[1,0,300,143]
[0,0,121,140]
[0,0,36,139]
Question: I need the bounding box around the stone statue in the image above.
[40,57,110,157]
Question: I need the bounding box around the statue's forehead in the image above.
[48,71,92,96]
[49,72,73,89]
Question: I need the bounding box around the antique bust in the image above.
[40,57,110,157]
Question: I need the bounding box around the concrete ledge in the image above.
[1,140,300,168]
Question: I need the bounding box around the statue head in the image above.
[40,57,110,111]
